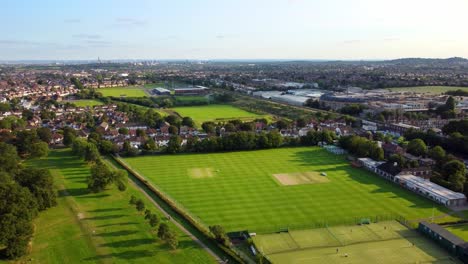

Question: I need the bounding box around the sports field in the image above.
[66,99,104,107]
[98,87,147,97]
[123,147,450,232]
[388,86,468,94]
[255,221,459,264]
[19,150,215,264]
[170,104,266,125]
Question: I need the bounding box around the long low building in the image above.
[395,174,466,207]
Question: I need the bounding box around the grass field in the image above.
[256,221,459,263]
[170,104,266,125]
[66,99,104,107]
[15,150,215,264]
[388,86,468,94]
[123,147,450,232]
[99,87,147,97]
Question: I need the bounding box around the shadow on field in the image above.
[82,249,155,261]
[83,214,126,221]
[96,222,139,228]
[88,208,123,213]
[291,150,344,167]
[97,230,138,237]
[78,194,111,199]
[100,238,155,248]
[58,187,89,197]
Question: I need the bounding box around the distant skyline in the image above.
[2,0,468,60]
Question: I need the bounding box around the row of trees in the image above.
[129,196,178,249]
[71,138,127,193]
[0,142,57,259]
[339,135,384,160]
[165,131,283,154]
[163,129,337,154]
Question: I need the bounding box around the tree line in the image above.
[0,142,57,259]
[161,129,336,155]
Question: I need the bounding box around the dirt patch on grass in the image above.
[273,171,330,186]
[188,168,216,179]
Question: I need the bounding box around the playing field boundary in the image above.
[252,214,412,234]
[111,155,247,264]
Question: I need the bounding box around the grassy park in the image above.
[66,99,104,107]
[388,86,468,94]
[98,87,148,97]
[17,150,215,264]
[123,147,451,232]
[171,104,267,125]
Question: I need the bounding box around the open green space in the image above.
[99,87,148,97]
[258,222,459,263]
[66,99,104,107]
[174,96,210,104]
[170,104,267,125]
[388,86,468,94]
[16,150,215,264]
[123,147,450,233]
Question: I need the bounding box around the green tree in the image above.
[30,142,49,158]
[135,199,145,211]
[157,223,170,240]
[0,142,21,174]
[36,127,52,143]
[166,135,182,154]
[129,195,137,205]
[15,168,57,210]
[407,139,427,156]
[0,181,38,259]
[209,225,229,245]
[164,230,178,249]
[148,214,159,228]
[84,143,100,162]
[144,209,152,219]
[443,160,466,192]
[429,146,446,161]
[182,117,195,128]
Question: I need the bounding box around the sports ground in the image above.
[388,86,468,94]
[253,221,459,263]
[123,147,450,232]
[170,104,267,125]
[66,99,104,107]
[98,87,148,97]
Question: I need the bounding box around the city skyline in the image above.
[2,0,468,60]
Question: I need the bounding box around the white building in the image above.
[394,175,466,207]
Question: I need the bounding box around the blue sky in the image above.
[1,0,468,60]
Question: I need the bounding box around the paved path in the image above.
[106,157,224,263]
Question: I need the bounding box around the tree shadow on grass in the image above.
[96,222,139,228]
[77,194,111,199]
[83,214,126,221]
[58,187,89,197]
[88,208,123,213]
[100,238,155,248]
[82,249,155,261]
[97,230,139,237]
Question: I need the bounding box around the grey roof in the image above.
[396,174,466,200]
[420,221,465,245]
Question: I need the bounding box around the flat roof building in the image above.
[395,174,466,207]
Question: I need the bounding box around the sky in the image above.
[1,0,468,60]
